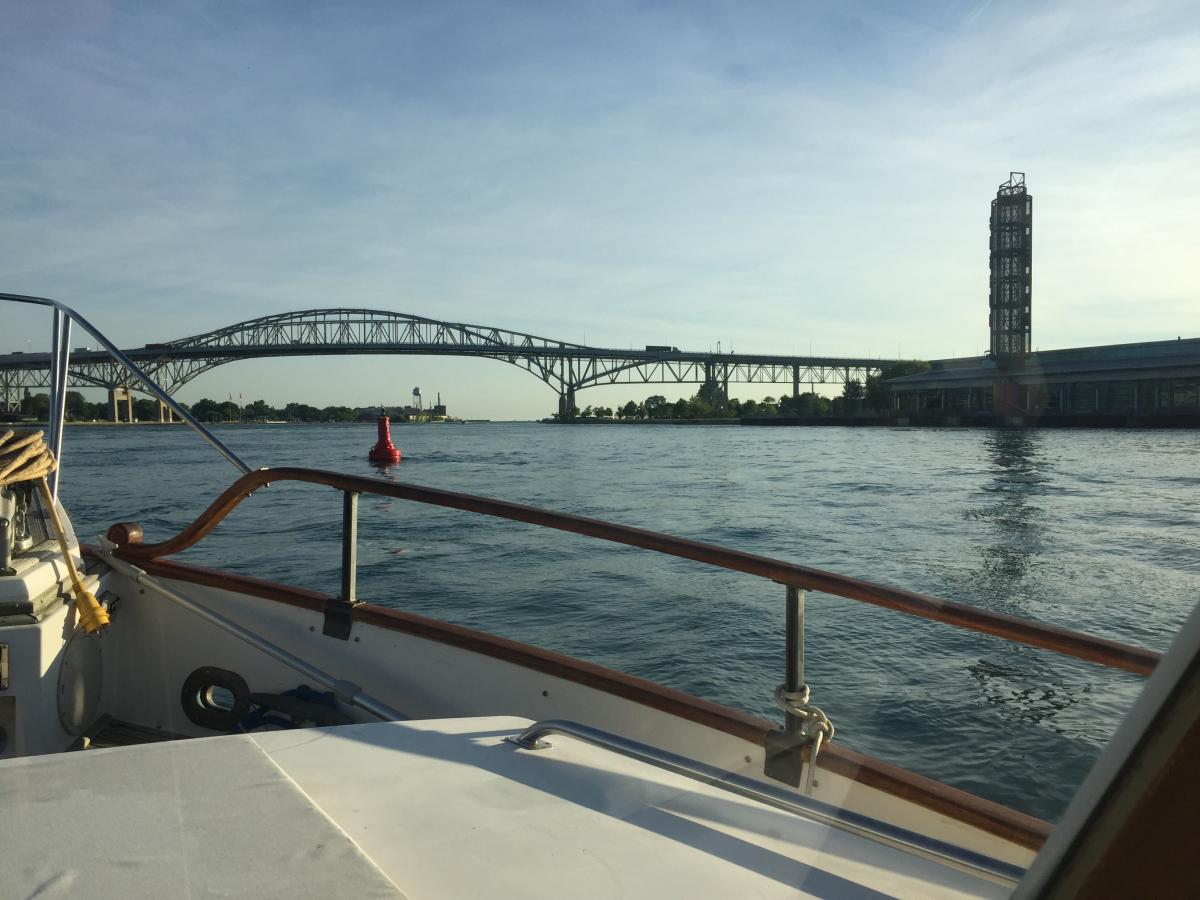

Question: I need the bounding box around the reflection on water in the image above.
[963,430,1086,733]
[955,429,1099,763]
[966,429,1049,604]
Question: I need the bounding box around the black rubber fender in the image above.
[180,666,251,731]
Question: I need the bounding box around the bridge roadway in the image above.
[0,308,895,414]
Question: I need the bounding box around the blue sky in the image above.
[2,1,1197,418]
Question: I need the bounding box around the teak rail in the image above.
[116,466,1161,677]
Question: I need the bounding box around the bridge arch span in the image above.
[0,306,892,414]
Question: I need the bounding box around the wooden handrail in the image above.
[114,466,1162,676]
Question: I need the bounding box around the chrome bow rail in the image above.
[1,292,253,495]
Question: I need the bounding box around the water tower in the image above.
[412,387,422,412]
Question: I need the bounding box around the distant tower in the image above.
[988,172,1032,367]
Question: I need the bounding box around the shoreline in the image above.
[539,417,738,426]
[0,419,477,428]
[7,412,1196,430]
[743,412,1200,429]
[541,412,1200,429]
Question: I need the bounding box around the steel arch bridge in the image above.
[0,308,894,414]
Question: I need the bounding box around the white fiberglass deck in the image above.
[0,716,1012,899]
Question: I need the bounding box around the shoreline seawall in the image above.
[742,413,1200,429]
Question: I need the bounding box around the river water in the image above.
[58,422,1198,822]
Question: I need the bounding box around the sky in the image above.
[2,0,1197,418]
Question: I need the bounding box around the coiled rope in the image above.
[0,429,110,633]
[774,683,835,795]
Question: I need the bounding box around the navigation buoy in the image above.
[368,413,402,465]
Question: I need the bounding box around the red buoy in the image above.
[368,414,402,465]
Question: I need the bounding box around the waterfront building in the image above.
[887,174,1198,423]
[888,338,1200,420]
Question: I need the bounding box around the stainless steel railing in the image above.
[1,292,253,485]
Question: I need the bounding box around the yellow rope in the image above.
[0,430,109,633]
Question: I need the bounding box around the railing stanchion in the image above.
[47,309,62,479]
[785,585,805,734]
[767,583,816,786]
[49,315,72,501]
[770,583,834,794]
[341,489,358,604]
[323,490,361,639]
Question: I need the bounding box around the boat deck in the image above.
[0,716,1013,898]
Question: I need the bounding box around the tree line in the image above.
[17,391,158,421]
[15,392,367,423]
[557,360,930,420]
[188,398,362,423]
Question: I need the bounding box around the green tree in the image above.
[643,395,669,419]
[284,402,323,422]
[864,375,888,411]
[65,391,89,419]
[321,405,357,422]
[133,398,159,421]
[686,394,713,418]
[865,361,930,411]
[697,380,724,408]
[244,399,279,420]
[191,398,224,421]
[798,392,831,416]
[21,392,50,420]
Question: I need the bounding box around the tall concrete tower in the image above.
[988,172,1032,367]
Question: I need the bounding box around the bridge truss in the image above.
[1,308,893,414]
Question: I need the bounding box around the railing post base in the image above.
[324,489,361,640]
[764,728,807,787]
[322,598,359,640]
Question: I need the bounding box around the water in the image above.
[59,422,1198,822]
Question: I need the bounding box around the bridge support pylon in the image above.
[558,388,577,419]
[108,387,134,423]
